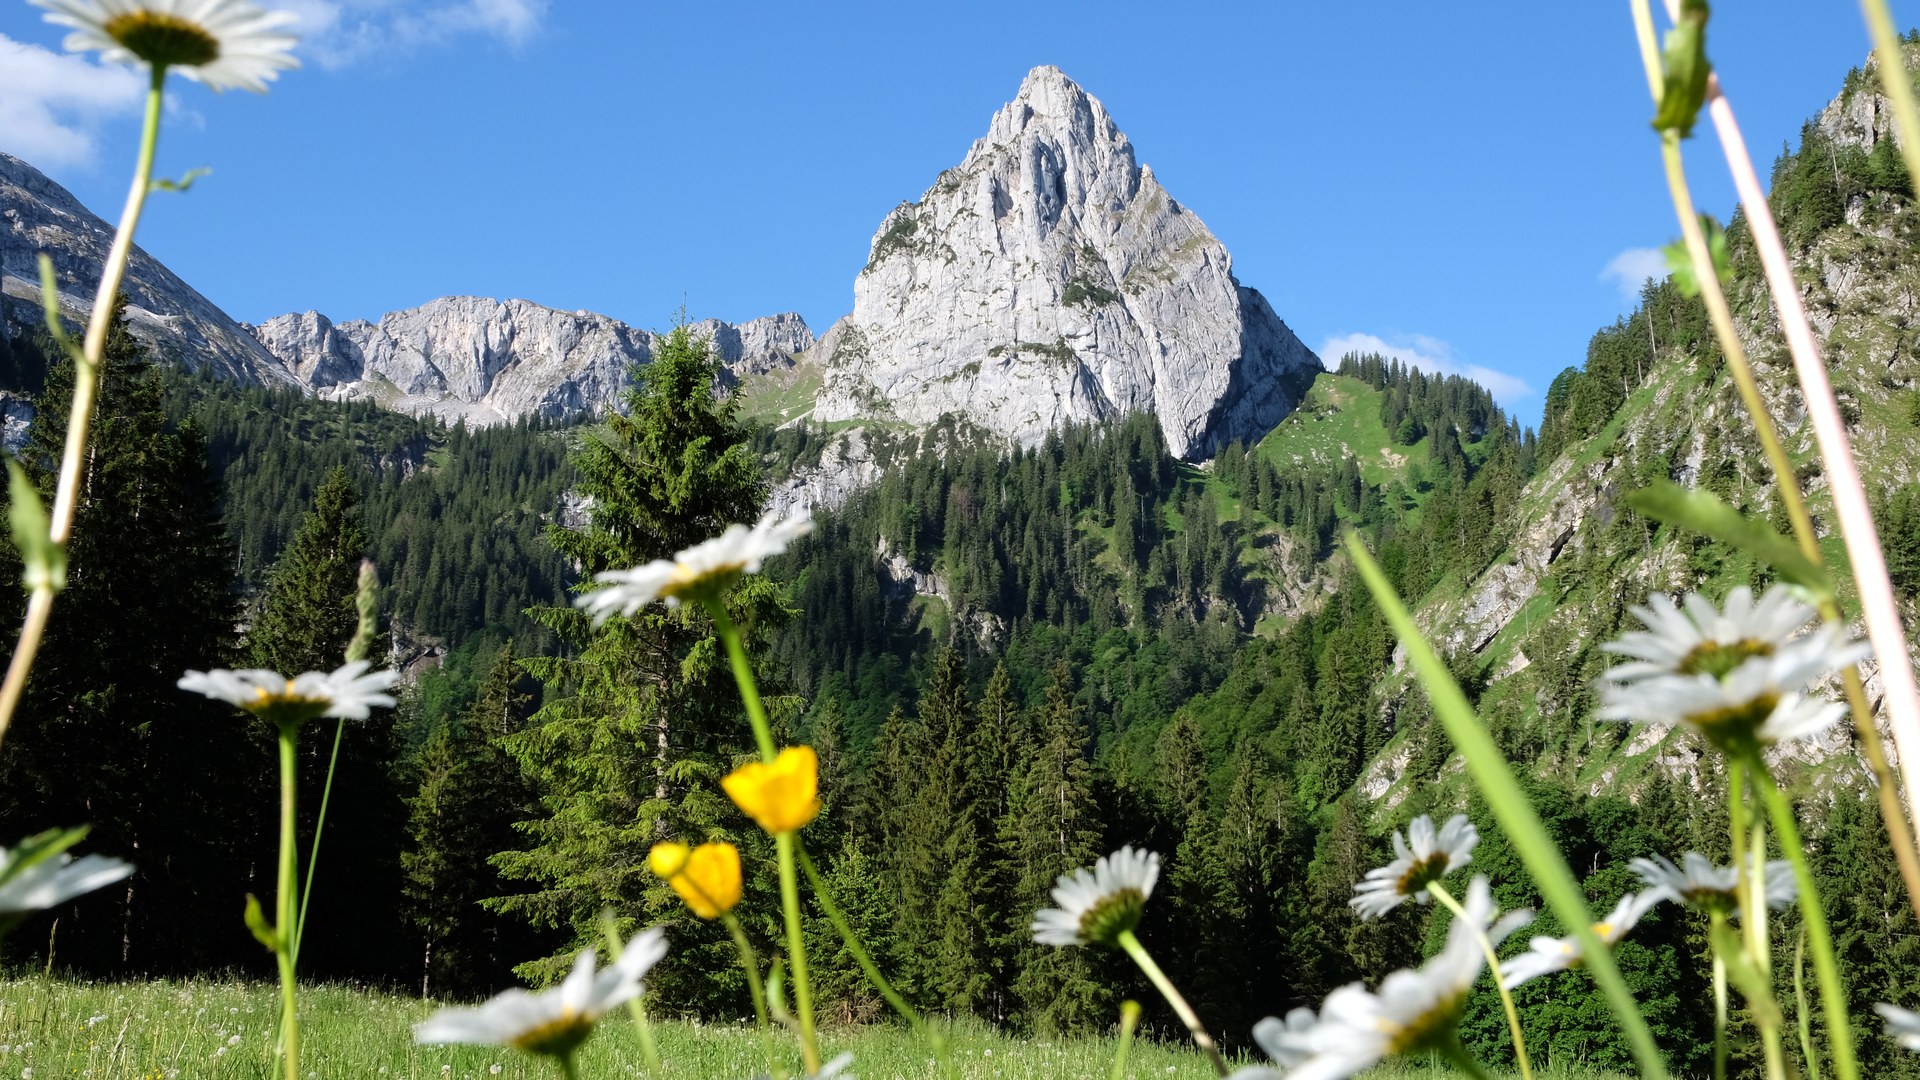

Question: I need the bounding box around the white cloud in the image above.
[1600,247,1668,303]
[1319,331,1532,404]
[283,0,549,69]
[0,34,143,169]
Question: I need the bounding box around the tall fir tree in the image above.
[969,663,1028,1021]
[1008,659,1106,1032]
[246,463,407,981]
[0,295,251,974]
[248,464,367,675]
[494,323,783,1007]
[401,641,544,999]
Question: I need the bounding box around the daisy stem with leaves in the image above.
[1345,534,1672,1080]
[0,67,165,749]
[1112,929,1229,1077]
[1746,751,1855,1079]
[1726,763,1789,1080]
[1427,880,1532,1080]
[597,913,663,1073]
[1632,0,1920,932]
[703,598,820,1075]
[1710,907,1729,1080]
[797,845,954,1080]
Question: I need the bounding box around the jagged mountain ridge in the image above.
[809,66,1321,460]
[244,302,813,427]
[0,151,811,426]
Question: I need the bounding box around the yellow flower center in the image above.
[1678,638,1774,680]
[1076,887,1145,945]
[508,1008,594,1059]
[243,687,331,726]
[103,10,220,68]
[1684,693,1779,752]
[1395,853,1449,898]
[1383,993,1467,1055]
[658,560,748,605]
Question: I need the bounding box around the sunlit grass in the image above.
[0,975,1636,1080]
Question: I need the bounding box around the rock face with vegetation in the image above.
[810,65,1321,460]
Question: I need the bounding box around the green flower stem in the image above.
[1746,753,1857,1080]
[1728,766,1788,1080]
[292,717,346,966]
[1428,881,1533,1080]
[705,601,776,763]
[1440,1036,1498,1080]
[600,915,663,1073]
[1797,927,1822,1080]
[275,721,301,1080]
[1110,1000,1142,1080]
[1345,534,1671,1080]
[1710,910,1728,1080]
[776,832,819,1075]
[1113,928,1229,1077]
[1686,1,1920,920]
[722,913,772,1031]
[722,912,783,1079]
[556,1051,581,1080]
[705,598,815,1071]
[796,846,952,1079]
[0,67,168,748]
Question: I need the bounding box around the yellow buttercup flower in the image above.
[648,842,742,920]
[721,746,822,834]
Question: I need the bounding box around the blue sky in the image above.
[0,0,1885,425]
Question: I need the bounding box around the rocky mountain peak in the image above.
[813,65,1319,460]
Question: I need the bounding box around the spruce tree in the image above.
[969,663,1028,1020]
[0,295,250,973]
[907,648,989,1011]
[495,323,781,1006]
[1009,659,1105,1031]
[247,464,406,981]
[402,641,540,998]
[248,465,367,675]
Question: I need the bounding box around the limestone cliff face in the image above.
[245,301,813,426]
[0,152,295,387]
[813,66,1320,460]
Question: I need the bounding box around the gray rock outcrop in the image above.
[813,65,1320,460]
[246,301,813,426]
[1,152,296,388]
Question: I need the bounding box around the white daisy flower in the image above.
[1224,1008,1318,1079]
[1597,586,1869,751]
[1350,814,1479,920]
[578,510,813,623]
[1501,890,1666,990]
[416,929,667,1059]
[1874,1002,1920,1051]
[0,830,132,924]
[1031,846,1159,947]
[179,660,398,726]
[1630,851,1795,914]
[1270,877,1531,1080]
[32,0,298,92]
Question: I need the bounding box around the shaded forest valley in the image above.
[9,60,1920,1080]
